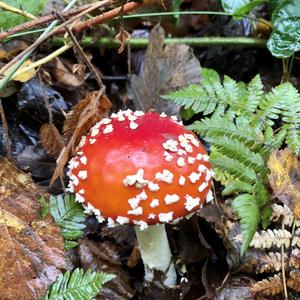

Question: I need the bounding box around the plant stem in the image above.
[135,224,177,287]
[0,0,77,91]
[52,36,267,48]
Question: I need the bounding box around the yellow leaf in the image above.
[268,148,300,219]
[4,59,36,82]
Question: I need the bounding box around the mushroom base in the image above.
[135,224,177,287]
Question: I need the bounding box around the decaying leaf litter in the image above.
[1,0,300,299]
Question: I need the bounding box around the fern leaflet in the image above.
[50,194,87,249]
[43,268,115,300]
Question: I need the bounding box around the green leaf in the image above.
[233,0,266,16]
[221,0,266,16]
[232,194,260,255]
[267,0,300,58]
[221,0,250,13]
[222,181,254,195]
[43,268,115,300]
[39,196,50,219]
[50,194,87,242]
[0,0,47,30]
[64,240,78,250]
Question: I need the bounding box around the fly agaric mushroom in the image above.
[67,110,213,286]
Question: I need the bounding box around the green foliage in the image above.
[267,0,300,58]
[0,0,47,30]
[164,68,300,253]
[221,0,266,16]
[39,196,50,219]
[43,268,115,300]
[50,194,87,249]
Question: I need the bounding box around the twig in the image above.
[53,36,267,48]
[54,12,104,90]
[55,1,143,34]
[0,98,12,160]
[10,44,73,80]
[0,3,95,40]
[0,1,36,20]
[0,0,113,88]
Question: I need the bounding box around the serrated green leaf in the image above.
[0,0,47,30]
[267,0,300,58]
[43,268,115,300]
[232,194,260,255]
[222,181,254,195]
[50,194,87,242]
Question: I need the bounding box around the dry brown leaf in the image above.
[251,274,283,297]
[50,91,112,185]
[114,29,131,54]
[52,58,85,88]
[0,158,66,299]
[78,238,135,299]
[268,148,300,219]
[287,270,300,292]
[40,123,64,158]
[0,40,28,60]
[128,24,201,115]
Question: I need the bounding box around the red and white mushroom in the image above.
[67,110,213,286]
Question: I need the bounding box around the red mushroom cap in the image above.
[67,110,213,229]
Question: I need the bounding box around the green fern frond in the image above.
[50,194,87,246]
[232,194,260,255]
[222,181,254,195]
[252,83,293,130]
[206,136,265,174]
[245,74,264,114]
[188,116,261,145]
[211,155,257,184]
[43,268,115,300]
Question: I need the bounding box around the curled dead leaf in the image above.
[115,29,131,54]
[0,158,66,299]
[267,148,300,219]
[40,123,64,158]
[50,91,112,185]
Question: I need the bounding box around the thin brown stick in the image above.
[55,12,104,90]
[56,1,142,34]
[0,3,95,40]
[0,98,12,160]
[0,0,113,76]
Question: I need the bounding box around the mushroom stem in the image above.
[135,224,177,287]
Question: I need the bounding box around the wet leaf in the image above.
[129,24,201,115]
[267,148,300,219]
[267,0,300,58]
[0,157,66,299]
[78,239,136,299]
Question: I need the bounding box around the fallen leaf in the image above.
[267,148,300,219]
[0,157,66,299]
[0,40,28,60]
[78,238,136,300]
[40,123,64,158]
[128,24,201,115]
[52,58,85,88]
[4,59,36,82]
[51,91,112,185]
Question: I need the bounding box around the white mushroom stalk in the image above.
[135,225,177,286]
